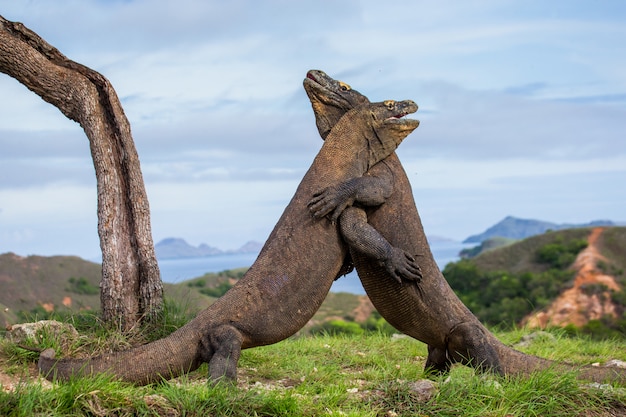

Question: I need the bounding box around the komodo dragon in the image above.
[38,99,420,385]
[303,69,626,384]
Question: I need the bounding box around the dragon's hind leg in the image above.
[424,323,503,377]
[201,324,244,382]
[447,322,502,374]
[424,345,452,375]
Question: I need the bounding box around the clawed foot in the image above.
[383,247,422,284]
[308,186,354,224]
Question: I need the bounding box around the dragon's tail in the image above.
[38,325,204,385]
[490,335,626,384]
[442,321,626,384]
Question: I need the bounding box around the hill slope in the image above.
[0,253,369,332]
[524,227,622,328]
[0,253,103,326]
[444,226,626,336]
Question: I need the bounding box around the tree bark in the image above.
[0,16,163,331]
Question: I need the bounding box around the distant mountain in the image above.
[463,216,615,243]
[235,240,263,254]
[154,238,262,260]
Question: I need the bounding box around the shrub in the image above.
[361,311,398,335]
[310,319,364,336]
[443,260,575,328]
[67,277,99,295]
[535,238,587,269]
[199,281,233,298]
[187,279,206,288]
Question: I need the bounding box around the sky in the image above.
[1,0,625,260]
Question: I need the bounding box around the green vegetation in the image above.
[67,277,99,295]
[534,237,587,269]
[443,258,577,327]
[310,311,399,336]
[185,268,246,298]
[1,306,625,416]
[187,279,206,288]
[444,229,626,338]
[597,227,626,274]
[0,253,103,316]
[445,234,580,327]
[3,228,626,414]
[199,281,233,298]
[565,317,626,341]
[470,228,592,273]
[311,318,366,335]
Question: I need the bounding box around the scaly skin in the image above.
[304,69,626,384]
[38,99,420,385]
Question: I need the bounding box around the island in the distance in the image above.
[154,238,263,260]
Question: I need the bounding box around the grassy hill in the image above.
[595,226,626,273]
[0,253,370,334]
[0,253,103,326]
[444,226,626,337]
[465,226,626,275]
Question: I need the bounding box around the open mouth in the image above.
[385,111,411,121]
[306,71,321,85]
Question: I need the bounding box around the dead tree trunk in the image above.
[0,16,163,331]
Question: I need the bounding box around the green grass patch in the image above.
[1,321,625,416]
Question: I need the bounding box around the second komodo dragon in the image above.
[303,69,626,384]
[38,99,420,384]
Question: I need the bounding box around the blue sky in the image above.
[1,0,625,259]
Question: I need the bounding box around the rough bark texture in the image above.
[38,101,420,384]
[0,16,162,330]
[304,69,626,384]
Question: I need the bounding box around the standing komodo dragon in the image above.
[304,69,626,384]
[38,100,421,384]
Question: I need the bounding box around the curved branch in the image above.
[0,15,163,330]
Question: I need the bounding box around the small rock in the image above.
[407,379,438,403]
[6,320,78,345]
[481,376,503,391]
[514,331,556,348]
[583,382,626,397]
[604,359,626,369]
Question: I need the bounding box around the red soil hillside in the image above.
[525,227,622,329]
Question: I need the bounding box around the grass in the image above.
[1,316,626,417]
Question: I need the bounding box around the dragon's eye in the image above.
[338,81,351,91]
[384,100,395,110]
